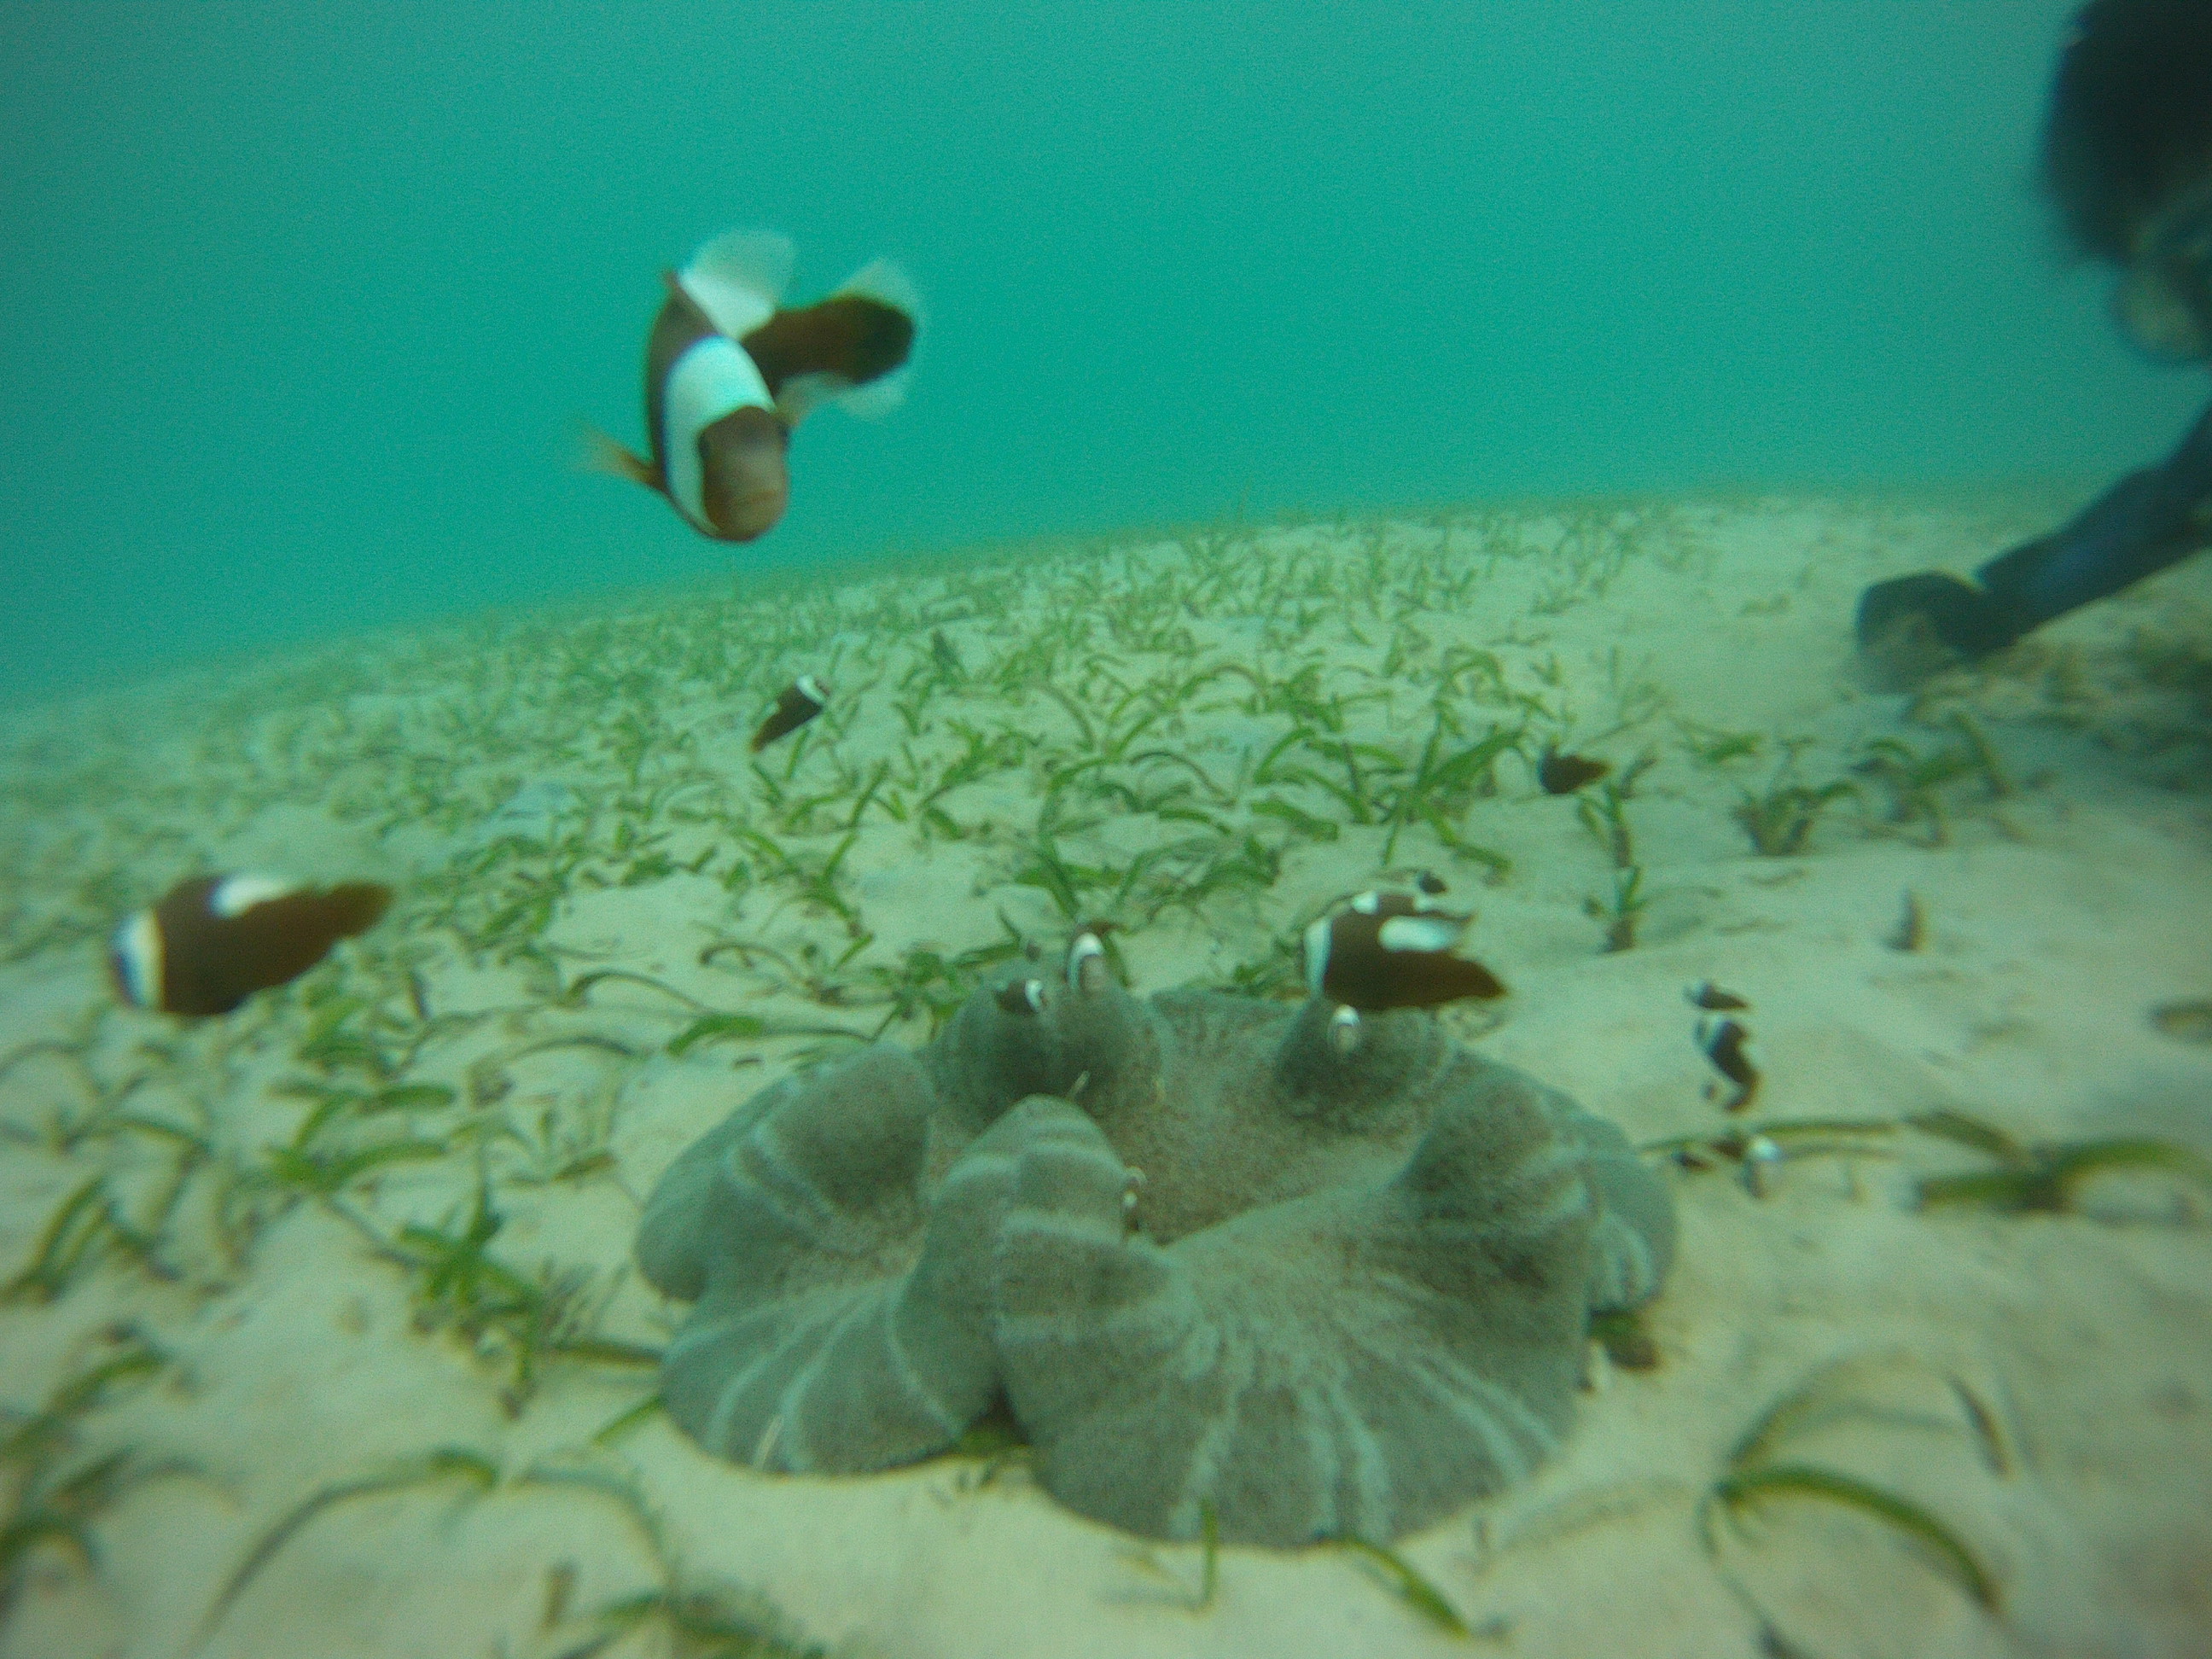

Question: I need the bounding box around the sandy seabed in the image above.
[1,492,2209,1659]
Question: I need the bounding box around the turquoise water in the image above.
[1,0,2197,705]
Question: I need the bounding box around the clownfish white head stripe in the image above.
[585,228,918,546]
[1302,916,1336,999]
[662,336,777,536]
[1068,932,1110,995]
[112,907,163,1011]
[994,978,1047,1017]
[110,875,392,1019]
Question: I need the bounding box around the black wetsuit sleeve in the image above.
[1976,396,2212,637]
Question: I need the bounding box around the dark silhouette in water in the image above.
[1858,0,2212,684]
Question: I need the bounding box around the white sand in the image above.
[2,492,2209,1659]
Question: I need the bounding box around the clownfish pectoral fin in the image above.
[772,370,878,427]
[575,423,662,493]
[812,362,910,421]
[678,227,794,343]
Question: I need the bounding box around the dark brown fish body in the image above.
[1538,748,1610,795]
[1697,1016,1761,1111]
[587,229,919,544]
[110,875,392,1017]
[1303,889,1505,1012]
[750,675,828,751]
[742,294,915,413]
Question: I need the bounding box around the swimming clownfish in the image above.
[750,674,828,752]
[1301,889,1506,1013]
[109,875,392,1018]
[585,229,918,542]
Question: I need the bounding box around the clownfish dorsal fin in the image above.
[678,227,794,342]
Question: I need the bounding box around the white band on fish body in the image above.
[210,874,299,918]
[1377,914,1464,954]
[114,908,164,1010]
[662,336,774,533]
[1302,917,1333,996]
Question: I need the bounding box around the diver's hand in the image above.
[1854,566,2029,690]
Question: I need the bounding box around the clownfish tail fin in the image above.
[831,256,923,328]
[575,422,661,492]
[832,257,920,418]
[770,258,920,424]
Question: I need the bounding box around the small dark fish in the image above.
[584,229,917,544]
[1686,980,1749,1011]
[1303,889,1505,1012]
[2150,998,2212,1043]
[1886,889,1925,953]
[1538,747,1610,795]
[111,875,392,1018]
[930,628,963,675]
[1414,870,1448,896]
[1697,1016,1761,1112]
[1590,1307,1660,1371]
[994,979,1046,1017]
[751,674,828,751]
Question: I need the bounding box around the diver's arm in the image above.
[1857,396,2212,673]
[1978,396,2212,632]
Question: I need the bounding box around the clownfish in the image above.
[585,229,918,542]
[1536,747,1610,795]
[1301,889,1506,1013]
[750,674,828,752]
[994,978,1047,1017]
[110,875,392,1018]
[1695,1016,1761,1112]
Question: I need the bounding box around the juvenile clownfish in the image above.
[586,229,918,542]
[1685,980,1749,1011]
[994,978,1047,1017]
[1301,889,1506,1013]
[1696,1016,1761,1112]
[110,875,392,1018]
[750,675,828,752]
[1537,747,1610,795]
